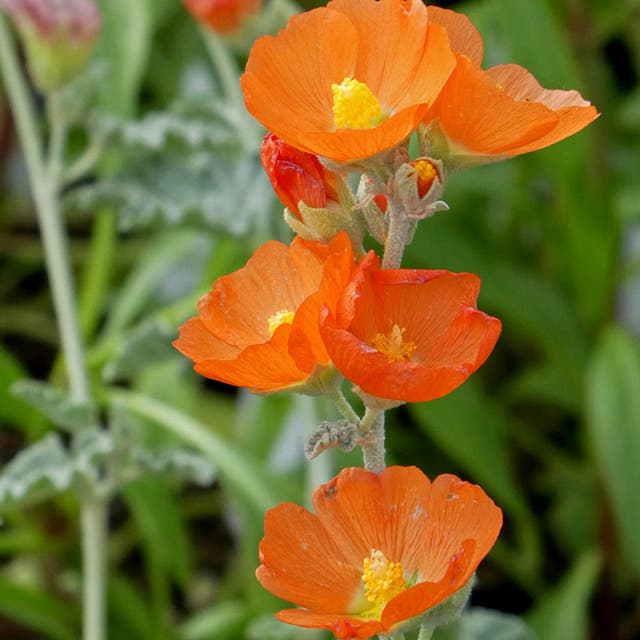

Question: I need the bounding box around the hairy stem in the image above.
[359,408,386,474]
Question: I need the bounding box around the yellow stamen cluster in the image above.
[371,324,417,363]
[361,549,408,620]
[331,77,386,130]
[268,309,295,336]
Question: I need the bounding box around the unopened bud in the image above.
[392,157,448,220]
[1,0,101,92]
[260,133,339,219]
[183,0,261,35]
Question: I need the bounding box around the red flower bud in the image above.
[183,0,261,34]
[260,133,339,219]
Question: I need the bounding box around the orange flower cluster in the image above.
[174,233,500,402]
[258,466,502,638]
[174,1,599,637]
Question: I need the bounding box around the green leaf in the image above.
[585,327,640,577]
[95,0,153,115]
[0,428,113,508]
[0,346,46,437]
[436,608,535,640]
[128,446,215,486]
[527,551,601,640]
[71,150,270,234]
[11,379,97,433]
[124,477,192,586]
[93,97,245,152]
[410,382,541,587]
[179,601,248,640]
[0,576,77,640]
[103,319,178,381]
[488,0,584,88]
[101,229,207,335]
[108,576,156,640]
[111,390,279,513]
[0,435,72,507]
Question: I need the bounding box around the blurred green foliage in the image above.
[1,0,639,638]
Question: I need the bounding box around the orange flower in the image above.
[257,466,502,639]
[173,233,354,393]
[183,0,260,34]
[423,6,598,161]
[320,252,501,403]
[241,0,455,163]
[260,133,340,219]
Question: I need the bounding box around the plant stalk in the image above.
[0,16,107,640]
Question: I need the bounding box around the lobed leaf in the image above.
[11,379,97,433]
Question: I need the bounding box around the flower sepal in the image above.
[284,197,365,257]
[391,575,475,637]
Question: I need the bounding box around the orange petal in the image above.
[327,0,454,110]
[415,475,503,581]
[427,5,484,64]
[199,239,325,348]
[276,609,383,639]
[257,502,361,613]
[173,317,239,362]
[311,467,433,568]
[319,320,470,402]
[289,235,355,371]
[381,539,475,631]
[193,324,310,392]
[426,54,559,156]
[241,8,359,136]
[486,64,599,155]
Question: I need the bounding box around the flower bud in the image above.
[260,133,340,219]
[183,0,261,35]
[1,0,101,92]
[392,157,448,220]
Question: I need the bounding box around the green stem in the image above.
[330,388,361,425]
[80,491,107,640]
[417,625,435,640]
[200,27,258,149]
[0,18,89,402]
[0,17,107,640]
[201,27,243,106]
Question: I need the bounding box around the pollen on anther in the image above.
[331,77,387,130]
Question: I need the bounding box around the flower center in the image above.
[371,324,416,363]
[410,159,439,197]
[267,309,295,336]
[360,549,408,620]
[331,77,387,130]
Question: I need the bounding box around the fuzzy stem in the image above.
[359,408,386,474]
[382,197,412,269]
[0,17,107,640]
